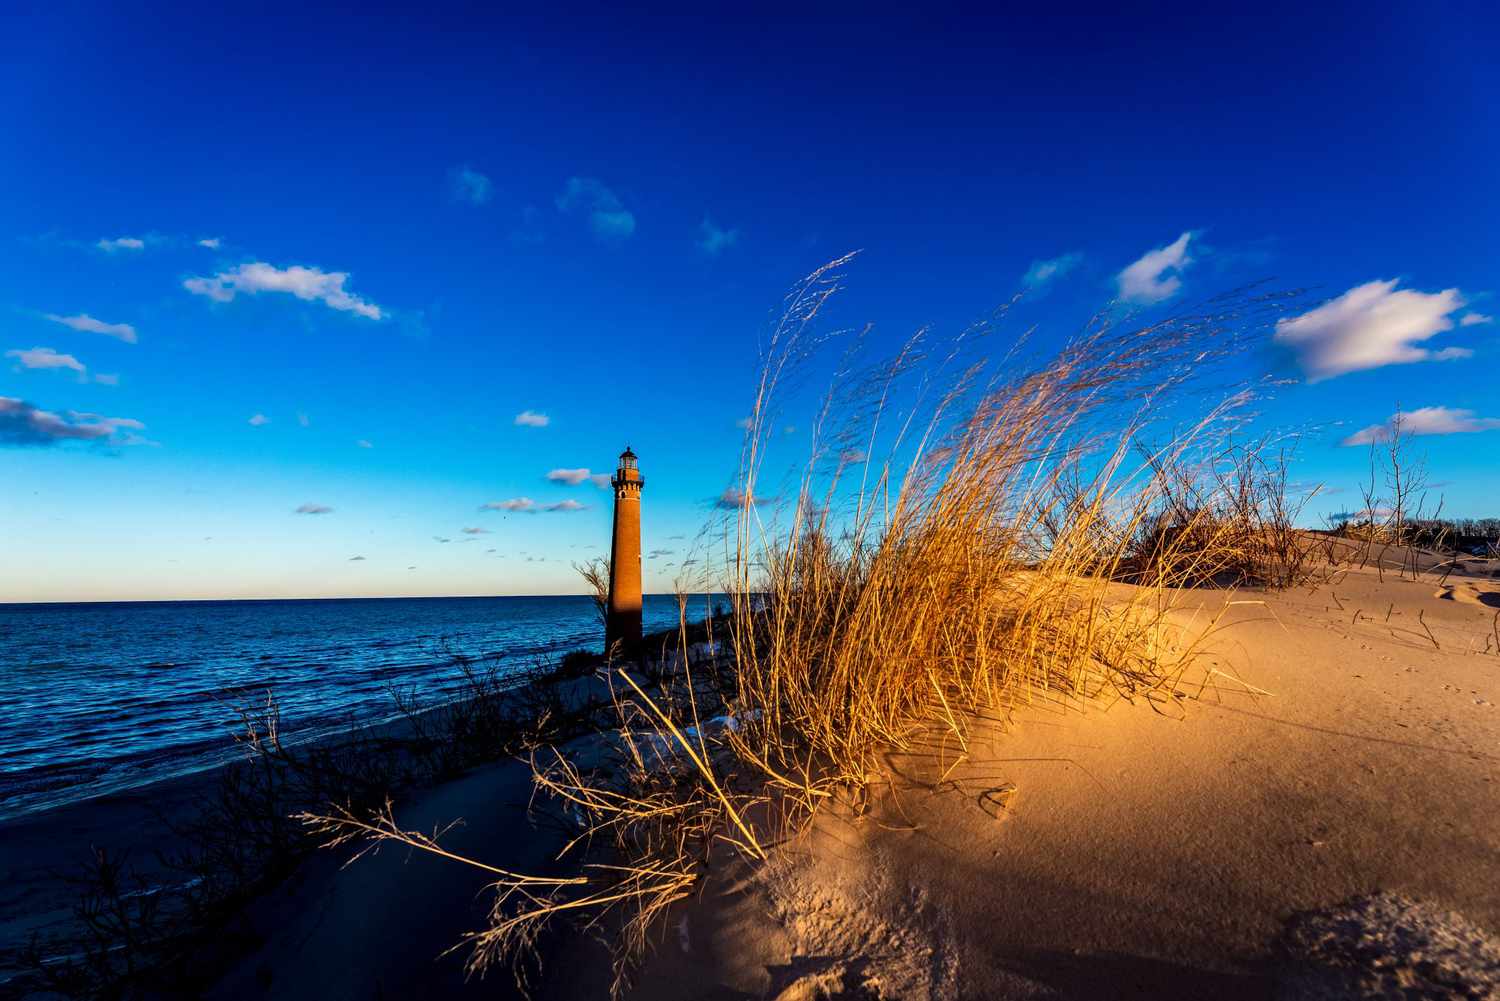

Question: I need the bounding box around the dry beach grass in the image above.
[297,261,1375,996]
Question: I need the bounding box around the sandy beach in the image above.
[112,553,1493,1000]
[628,558,1500,999]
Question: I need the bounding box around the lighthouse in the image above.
[606,446,644,652]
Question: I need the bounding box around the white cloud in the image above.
[248,413,270,426]
[97,236,145,252]
[93,373,120,386]
[0,397,147,447]
[184,262,384,320]
[545,499,586,512]
[1342,406,1500,446]
[44,313,137,343]
[698,218,741,256]
[198,237,222,249]
[7,347,86,376]
[449,165,493,205]
[1460,312,1493,327]
[590,473,612,488]
[514,410,549,427]
[546,467,593,485]
[1022,251,1083,289]
[1117,232,1195,304]
[1274,279,1469,381]
[482,497,537,512]
[556,177,635,241]
[295,503,333,514]
[355,439,373,449]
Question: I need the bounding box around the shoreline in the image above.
[0,662,546,826]
[0,648,618,989]
[0,593,727,826]
[1,617,723,993]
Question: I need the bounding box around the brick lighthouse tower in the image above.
[606,446,645,652]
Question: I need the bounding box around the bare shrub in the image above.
[575,556,611,631]
[1130,438,1330,588]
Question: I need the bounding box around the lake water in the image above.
[0,594,711,822]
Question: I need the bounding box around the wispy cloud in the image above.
[1022,251,1083,290]
[45,313,137,343]
[0,397,146,448]
[482,497,537,512]
[198,237,222,249]
[294,503,333,515]
[556,177,635,241]
[96,236,145,252]
[349,555,366,561]
[449,165,493,205]
[297,412,311,428]
[546,467,593,485]
[590,473,611,488]
[697,218,740,256]
[184,262,384,320]
[514,410,549,427]
[248,413,270,426]
[93,373,120,386]
[1274,280,1469,381]
[1460,312,1493,327]
[715,486,763,510]
[462,526,489,535]
[7,347,86,377]
[1341,406,1500,447]
[734,417,753,430]
[479,496,585,513]
[1117,231,1195,304]
[355,439,373,449]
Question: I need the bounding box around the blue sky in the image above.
[2,3,1497,601]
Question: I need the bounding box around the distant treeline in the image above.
[1326,516,1500,554]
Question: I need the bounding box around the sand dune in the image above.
[104,556,1500,999]
[626,560,1500,999]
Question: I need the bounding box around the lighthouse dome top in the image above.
[618,446,638,468]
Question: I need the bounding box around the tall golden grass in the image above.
[719,258,1307,802]
[302,260,1314,996]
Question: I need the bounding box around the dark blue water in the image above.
[0,594,711,822]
